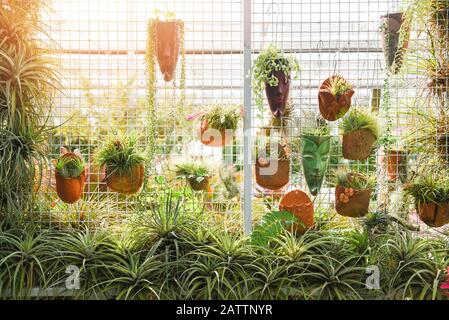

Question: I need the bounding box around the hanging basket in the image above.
[265,70,290,119]
[382,150,407,182]
[187,176,210,191]
[380,13,410,74]
[198,120,234,147]
[417,202,449,228]
[279,190,314,234]
[318,76,354,121]
[55,153,86,204]
[105,164,144,195]
[335,173,371,218]
[154,20,182,82]
[255,157,290,190]
[342,129,377,160]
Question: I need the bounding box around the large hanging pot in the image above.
[300,135,331,196]
[335,173,371,218]
[154,20,182,82]
[105,164,144,195]
[198,119,234,147]
[380,13,410,74]
[342,129,377,160]
[382,149,407,182]
[318,76,354,121]
[279,189,314,234]
[55,153,86,204]
[265,70,290,119]
[255,143,290,190]
[416,202,449,228]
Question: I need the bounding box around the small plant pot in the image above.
[382,150,407,182]
[318,76,354,121]
[335,185,371,218]
[55,153,86,204]
[279,189,314,234]
[342,129,377,160]
[417,202,449,228]
[187,176,210,191]
[154,20,182,82]
[380,13,410,74]
[265,70,290,119]
[105,164,144,195]
[198,120,234,147]
[255,157,290,190]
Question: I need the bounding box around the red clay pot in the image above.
[335,185,371,218]
[318,76,354,121]
[342,129,377,160]
[55,153,86,204]
[154,20,182,82]
[279,189,314,234]
[265,70,290,119]
[382,150,407,182]
[380,13,410,74]
[417,202,449,228]
[187,176,210,191]
[105,164,144,195]
[198,120,234,147]
[255,157,290,191]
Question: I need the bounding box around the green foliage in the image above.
[251,211,300,246]
[404,174,449,205]
[175,162,211,183]
[55,154,85,179]
[327,75,353,97]
[300,112,330,136]
[201,105,242,131]
[333,169,376,190]
[340,109,380,138]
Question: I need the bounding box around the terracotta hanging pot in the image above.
[342,129,377,160]
[380,13,410,74]
[335,174,371,218]
[154,20,181,82]
[255,143,290,190]
[104,164,144,195]
[187,176,210,191]
[55,153,86,204]
[279,189,314,234]
[416,202,449,228]
[300,135,331,196]
[382,150,407,182]
[265,70,290,119]
[198,120,234,147]
[318,76,354,121]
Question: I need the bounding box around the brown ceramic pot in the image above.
[417,202,449,228]
[342,129,377,160]
[335,185,371,218]
[265,70,290,119]
[279,189,314,234]
[198,120,234,147]
[187,176,210,191]
[382,150,407,182]
[105,164,144,195]
[154,20,182,82]
[55,153,86,204]
[318,76,354,121]
[255,157,290,190]
[380,13,410,74]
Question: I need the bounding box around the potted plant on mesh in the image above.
[94,134,146,195]
[334,169,375,218]
[252,44,299,119]
[255,140,290,191]
[55,151,86,204]
[175,163,212,191]
[279,189,314,234]
[197,105,242,147]
[340,109,380,160]
[404,174,449,227]
[382,147,408,182]
[318,75,354,121]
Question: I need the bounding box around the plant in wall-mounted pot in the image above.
[55,152,86,204]
[318,75,354,121]
[334,169,375,218]
[255,141,290,190]
[252,44,299,119]
[340,109,380,160]
[279,189,314,234]
[380,12,410,74]
[175,163,212,191]
[404,174,449,228]
[381,148,408,182]
[197,105,242,147]
[94,134,146,195]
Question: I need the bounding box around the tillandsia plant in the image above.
[340,109,380,161]
[94,133,146,195]
[54,152,86,204]
[318,75,354,121]
[175,162,212,191]
[252,44,299,119]
[333,168,375,218]
[404,174,449,227]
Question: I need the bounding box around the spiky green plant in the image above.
[175,162,211,184]
[340,109,380,138]
[55,154,85,179]
[327,75,353,97]
[333,168,376,190]
[201,105,242,131]
[251,211,300,247]
[404,174,449,205]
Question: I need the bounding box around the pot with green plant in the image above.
[334,169,375,218]
[318,75,354,121]
[382,148,408,182]
[94,134,146,195]
[252,44,299,119]
[175,163,212,191]
[255,141,290,190]
[404,175,449,227]
[55,151,86,204]
[340,109,380,160]
[198,105,242,147]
